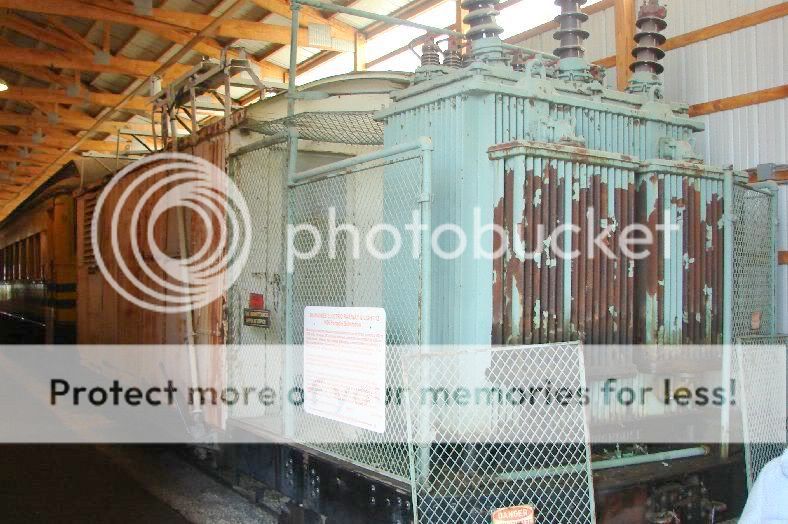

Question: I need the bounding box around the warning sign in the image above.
[303,306,386,433]
[243,308,270,328]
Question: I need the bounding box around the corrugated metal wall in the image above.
[515,0,787,170]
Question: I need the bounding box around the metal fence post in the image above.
[721,169,734,457]
[418,137,433,348]
[771,188,778,336]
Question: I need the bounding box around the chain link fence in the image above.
[734,335,788,490]
[402,343,595,524]
[285,141,432,482]
[732,184,777,339]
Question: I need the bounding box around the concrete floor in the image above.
[0,444,277,523]
[0,445,190,523]
[0,315,275,524]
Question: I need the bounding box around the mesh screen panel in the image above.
[732,185,776,339]
[245,112,384,145]
[403,343,595,524]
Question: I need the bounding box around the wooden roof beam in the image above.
[0,111,181,136]
[0,151,76,165]
[0,0,272,79]
[0,134,129,153]
[0,86,150,111]
[246,0,357,40]
[0,45,190,81]
[2,65,72,88]
[0,0,351,51]
[1,0,287,80]
[0,13,79,52]
[45,15,102,54]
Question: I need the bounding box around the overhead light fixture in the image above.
[0,79,7,92]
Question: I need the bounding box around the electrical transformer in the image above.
[378,0,729,348]
[223,1,782,522]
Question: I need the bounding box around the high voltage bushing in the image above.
[443,46,463,68]
[420,38,442,66]
[553,0,589,60]
[461,0,504,41]
[630,0,668,75]
[626,0,668,98]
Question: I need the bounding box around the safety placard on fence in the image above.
[303,306,387,433]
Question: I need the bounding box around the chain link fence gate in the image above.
[285,138,433,483]
[403,343,595,524]
[225,110,388,425]
[226,135,290,421]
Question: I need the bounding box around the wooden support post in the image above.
[614,0,636,90]
[455,0,468,40]
[354,32,366,71]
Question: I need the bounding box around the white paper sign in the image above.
[303,306,386,433]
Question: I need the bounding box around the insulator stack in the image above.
[553,0,589,59]
[443,48,463,68]
[630,0,668,75]
[420,38,442,66]
[461,0,504,41]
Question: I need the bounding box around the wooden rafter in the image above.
[2,3,281,82]
[246,0,357,39]
[0,107,178,134]
[0,13,79,52]
[45,16,101,54]
[2,65,71,88]
[0,45,191,80]
[0,0,251,218]
[0,0,352,51]
[0,86,150,111]
[0,134,128,152]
